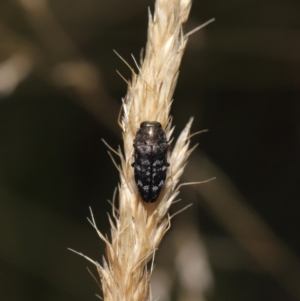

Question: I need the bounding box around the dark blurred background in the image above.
[0,0,299,301]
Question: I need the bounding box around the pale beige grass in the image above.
[71,0,214,300]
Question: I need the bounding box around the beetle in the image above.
[132,121,169,202]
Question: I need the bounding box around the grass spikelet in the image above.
[73,0,213,300]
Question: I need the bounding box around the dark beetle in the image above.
[132,121,169,202]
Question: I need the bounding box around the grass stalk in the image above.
[73,1,213,300]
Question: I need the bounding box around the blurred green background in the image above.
[0,0,299,301]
